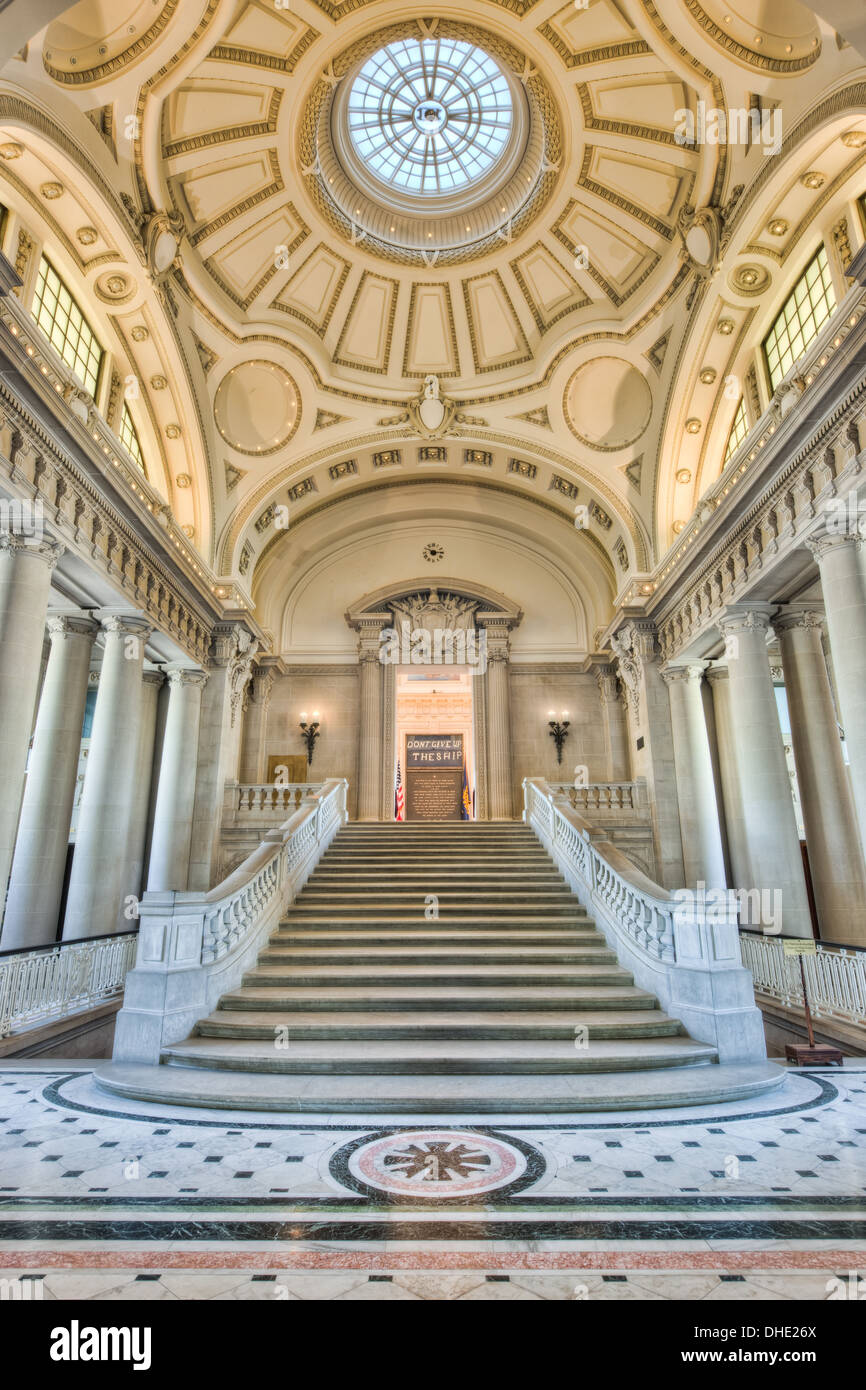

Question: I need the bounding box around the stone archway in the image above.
[346,580,523,821]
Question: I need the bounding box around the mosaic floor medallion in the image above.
[332,1128,544,1201]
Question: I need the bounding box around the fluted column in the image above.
[775,607,866,945]
[661,663,726,889]
[706,664,750,892]
[716,607,812,937]
[595,665,630,781]
[356,623,383,821]
[484,621,513,819]
[238,667,274,784]
[2,614,98,948]
[0,535,63,924]
[126,670,164,901]
[63,614,153,938]
[807,533,866,847]
[147,668,208,891]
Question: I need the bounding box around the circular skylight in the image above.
[346,38,514,197]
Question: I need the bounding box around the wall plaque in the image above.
[405,733,464,821]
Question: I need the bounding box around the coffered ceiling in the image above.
[0,0,864,649]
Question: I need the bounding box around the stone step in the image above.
[310,871,565,884]
[221,984,656,1011]
[281,915,592,929]
[272,929,603,945]
[198,1009,683,1041]
[94,1061,785,1113]
[160,1035,719,1074]
[287,903,587,919]
[243,964,635,987]
[256,948,617,967]
[297,888,577,902]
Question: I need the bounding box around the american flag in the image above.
[395,759,405,821]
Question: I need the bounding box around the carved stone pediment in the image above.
[391,587,479,634]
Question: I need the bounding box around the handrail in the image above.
[523,777,766,1062]
[0,933,138,1037]
[739,932,866,1026]
[0,927,138,959]
[113,778,349,1063]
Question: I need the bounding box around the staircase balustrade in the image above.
[111,779,348,1065]
[523,778,767,1062]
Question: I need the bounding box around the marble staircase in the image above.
[98,823,783,1111]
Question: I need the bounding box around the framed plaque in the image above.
[405,733,464,821]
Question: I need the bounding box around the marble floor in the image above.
[1,1060,864,1302]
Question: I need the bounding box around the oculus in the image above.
[346,39,513,198]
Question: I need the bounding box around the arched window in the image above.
[32,256,103,397]
[763,245,835,393]
[723,397,748,466]
[118,402,145,473]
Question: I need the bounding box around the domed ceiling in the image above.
[0,0,863,627]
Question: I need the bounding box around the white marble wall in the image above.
[264,668,361,817]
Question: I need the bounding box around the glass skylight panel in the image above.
[723,397,749,466]
[347,38,514,196]
[763,245,836,392]
[32,257,103,397]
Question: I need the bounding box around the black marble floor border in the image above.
[0,1194,863,1212]
[1,1217,865,1242]
[32,1071,845,1132]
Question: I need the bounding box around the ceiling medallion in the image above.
[300,19,561,267]
[214,361,301,456]
[730,263,771,296]
[76,226,98,245]
[685,418,702,434]
[841,131,866,149]
[673,519,686,534]
[766,217,788,236]
[0,142,24,160]
[165,423,182,440]
[565,357,652,452]
[699,367,717,384]
[800,171,825,189]
[40,181,64,200]
[422,542,445,564]
[176,473,191,489]
[676,468,692,484]
[131,325,148,342]
[716,317,735,335]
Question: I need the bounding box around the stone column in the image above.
[148,668,208,891]
[807,533,866,847]
[716,607,812,937]
[483,620,513,819]
[63,614,153,939]
[238,667,274,784]
[661,663,727,890]
[707,663,750,892]
[126,670,164,901]
[356,622,383,821]
[595,665,630,781]
[612,621,685,887]
[187,625,258,890]
[775,607,866,945]
[2,614,98,949]
[0,535,63,925]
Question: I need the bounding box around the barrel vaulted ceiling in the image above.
[1,0,864,648]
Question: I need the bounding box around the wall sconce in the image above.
[548,709,570,765]
[299,710,321,766]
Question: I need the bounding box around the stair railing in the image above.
[523,778,767,1063]
[112,778,348,1065]
[0,931,138,1039]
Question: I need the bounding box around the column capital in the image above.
[716,604,775,637]
[165,665,207,690]
[46,614,100,641]
[100,612,153,641]
[660,661,707,687]
[772,607,826,636]
[247,667,274,704]
[594,664,620,703]
[806,531,863,563]
[705,662,729,685]
[143,669,166,687]
[0,534,64,568]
